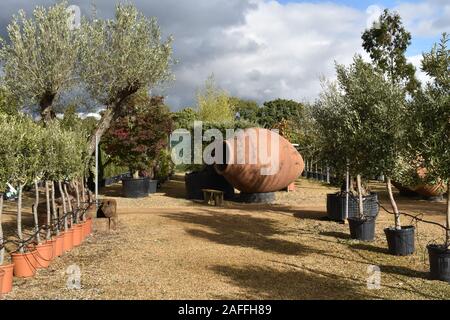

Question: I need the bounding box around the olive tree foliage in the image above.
[314,81,351,179]
[0,85,19,115]
[0,1,78,121]
[78,3,174,156]
[196,75,234,122]
[409,34,450,245]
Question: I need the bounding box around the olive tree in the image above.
[8,116,42,253]
[333,56,395,217]
[410,34,450,246]
[0,115,21,264]
[0,1,79,121]
[314,81,352,182]
[78,3,173,156]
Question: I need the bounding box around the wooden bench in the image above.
[202,189,224,206]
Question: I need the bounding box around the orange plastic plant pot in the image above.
[0,263,14,294]
[11,252,37,278]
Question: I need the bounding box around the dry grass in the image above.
[2,176,450,300]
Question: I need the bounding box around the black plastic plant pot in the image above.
[427,244,450,282]
[348,216,376,241]
[326,192,379,222]
[122,177,150,198]
[147,179,158,194]
[384,226,415,256]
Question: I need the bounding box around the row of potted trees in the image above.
[0,114,95,295]
[313,31,450,282]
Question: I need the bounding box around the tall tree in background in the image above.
[172,107,198,129]
[79,3,173,156]
[196,75,234,122]
[257,99,305,129]
[0,1,78,121]
[362,9,419,93]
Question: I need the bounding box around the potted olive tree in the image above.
[334,56,383,240]
[316,58,381,230]
[0,114,17,292]
[103,94,173,198]
[410,34,450,282]
[314,82,355,222]
[8,116,42,277]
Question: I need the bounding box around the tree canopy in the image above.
[362,8,419,93]
[0,1,78,121]
[196,75,234,122]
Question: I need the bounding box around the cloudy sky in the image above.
[0,0,448,110]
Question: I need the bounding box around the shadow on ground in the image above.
[163,209,321,256]
[211,264,376,299]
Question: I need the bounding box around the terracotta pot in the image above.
[73,224,83,247]
[48,239,57,259]
[413,183,446,197]
[214,128,304,193]
[11,251,37,278]
[31,242,53,268]
[0,263,14,294]
[0,269,4,298]
[63,229,74,253]
[55,233,64,257]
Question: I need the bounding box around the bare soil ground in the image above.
[2,175,450,300]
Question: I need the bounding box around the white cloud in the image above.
[165,0,368,108]
[394,0,450,37]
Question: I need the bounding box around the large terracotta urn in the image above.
[214,128,304,193]
[393,167,447,198]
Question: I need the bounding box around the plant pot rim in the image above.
[0,263,14,269]
[11,250,37,257]
[384,226,415,233]
[122,177,150,181]
[347,216,376,222]
[427,244,450,253]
